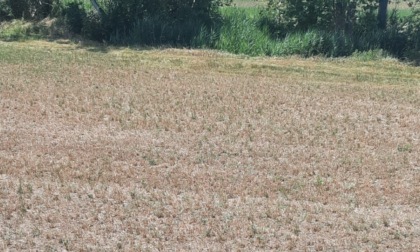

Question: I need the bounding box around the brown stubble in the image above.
[0,41,419,251]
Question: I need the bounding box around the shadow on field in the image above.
[0,18,154,54]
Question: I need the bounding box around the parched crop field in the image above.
[0,41,419,251]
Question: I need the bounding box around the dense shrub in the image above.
[5,0,53,20]
[404,7,420,50]
[266,0,379,36]
[264,0,420,58]
[0,0,12,21]
[57,0,226,44]
[62,1,85,34]
[82,10,106,41]
[104,0,223,43]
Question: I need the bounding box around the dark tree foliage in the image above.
[102,0,222,28]
[265,0,420,58]
[267,0,379,35]
[80,0,226,43]
[378,0,389,29]
[6,0,53,20]
[0,0,13,21]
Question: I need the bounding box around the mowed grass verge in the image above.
[0,41,419,250]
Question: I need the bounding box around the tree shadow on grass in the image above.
[0,18,152,54]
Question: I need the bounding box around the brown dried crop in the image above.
[0,41,419,251]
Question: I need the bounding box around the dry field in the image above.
[232,0,267,8]
[0,40,419,251]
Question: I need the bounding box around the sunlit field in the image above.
[232,0,267,8]
[0,41,419,250]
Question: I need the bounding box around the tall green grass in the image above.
[195,8,355,57]
[213,8,273,56]
[194,7,419,60]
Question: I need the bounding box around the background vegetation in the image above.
[0,0,419,61]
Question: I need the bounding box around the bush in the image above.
[62,1,86,34]
[0,0,12,21]
[0,20,31,40]
[82,10,106,41]
[404,7,420,50]
[264,0,420,58]
[0,19,50,40]
[6,0,53,20]
[103,0,222,43]
[402,6,420,63]
[266,0,383,36]
[54,0,224,45]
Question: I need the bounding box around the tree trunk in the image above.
[346,1,357,36]
[334,1,346,32]
[90,0,106,18]
[378,0,388,29]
